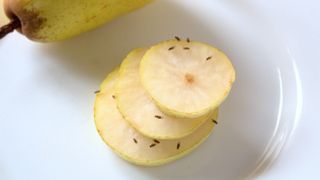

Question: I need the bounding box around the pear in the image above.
[140,38,236,118]
[95,68,219,166]
[0,0,10,26]
[0,0,152,41]
[116,48,214,139]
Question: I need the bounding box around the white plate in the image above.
[0,0,319,179]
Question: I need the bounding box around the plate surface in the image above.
[0,0,318,179]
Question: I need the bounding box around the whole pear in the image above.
[0,0,152,42]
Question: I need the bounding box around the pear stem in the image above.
[0,17,21,39]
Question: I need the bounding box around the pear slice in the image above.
[94,68,218,166]
[116,48,214,139]
[140,39,235,118]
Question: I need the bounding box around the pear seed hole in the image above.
[185,73,195,84]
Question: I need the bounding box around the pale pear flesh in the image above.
[94,68,218,166]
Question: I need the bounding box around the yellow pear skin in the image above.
[0,0,10,26]
[2,0,152,42]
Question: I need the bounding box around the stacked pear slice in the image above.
[94,38,235,166]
